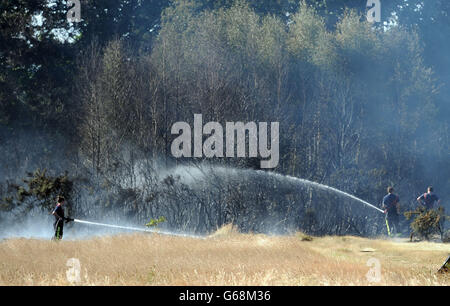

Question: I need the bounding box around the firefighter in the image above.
[382,186,400,236]
[417,186,440,210]
[51,196,73,240]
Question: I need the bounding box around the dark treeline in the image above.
[0,0,448,236]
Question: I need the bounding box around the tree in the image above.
[1,169,73,218]
[0,0,78,128]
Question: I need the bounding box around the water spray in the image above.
[173,165,385,214]
[73,219,204,239]
[261,171,385,214]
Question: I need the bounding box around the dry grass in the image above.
[0,227,449,286]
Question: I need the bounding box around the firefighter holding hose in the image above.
[51,196,74,240]
[382,187,400,236]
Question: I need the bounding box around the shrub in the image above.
[404,206,448,241]
[146,216,167,228]
[0,169,73,218]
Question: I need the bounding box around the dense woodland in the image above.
[0,0,449,236]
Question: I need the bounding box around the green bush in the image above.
[146,216,167,228]
[0,169,73,217]
[404,206,448,241]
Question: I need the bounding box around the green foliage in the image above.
[405,207,448,241]
[287,2,328,62]
[0,0,78,127]
[146,216,167,228]
[1,169,73,215]
[298,233,314,241]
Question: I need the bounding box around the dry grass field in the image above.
[0,225,449,286]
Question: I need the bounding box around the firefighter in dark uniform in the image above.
[417,186,440,210]
[51,196,73,240]
[382,186,400,235]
